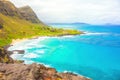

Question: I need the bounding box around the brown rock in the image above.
[0,0,22,18]
[0,47,14,63]
[0,63,90,80]
[58,73,90,80]
[0,72,3,78]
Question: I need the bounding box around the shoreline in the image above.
[10,34,82,45]
[0,63,90,80]
[11,38,29,45]
[3,34,91,80]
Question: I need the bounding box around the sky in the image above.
[10,0,120,24]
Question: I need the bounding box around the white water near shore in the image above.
[9,36,71,59]
[9,37,49,50]
[8,32,110,60]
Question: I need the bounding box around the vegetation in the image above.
[0,13,82,47]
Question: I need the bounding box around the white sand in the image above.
[10,36,45,45]
[11,38,29,45]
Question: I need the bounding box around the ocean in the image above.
[8,24,120,80]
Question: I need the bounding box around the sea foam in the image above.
[23,53,39,58]
[84,32,109,36]
[10,53,23,60]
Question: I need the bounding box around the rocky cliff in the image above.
[0,0,41,23]
[0,63,90,80]
[18,6,44,23]
[0,0,22,18]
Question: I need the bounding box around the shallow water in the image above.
[9,24,120,80]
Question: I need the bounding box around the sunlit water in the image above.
[8,24,120,80]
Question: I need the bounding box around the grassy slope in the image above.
[0,13,82,47]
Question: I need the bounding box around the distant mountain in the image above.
[48,22,89,25]
[71,22,89,25]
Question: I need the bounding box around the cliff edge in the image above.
[0,63,90,80]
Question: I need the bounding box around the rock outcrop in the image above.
[0,63,90,80]
[0,47,14,63]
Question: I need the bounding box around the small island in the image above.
[0,0,89,80]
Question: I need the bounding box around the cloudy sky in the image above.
[10,0,120,24]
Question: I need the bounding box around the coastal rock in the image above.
[0,46,24,63]
[4,45,25,55]
[0,63,90,80]
[0,47,14,63]
[12,50,25,54]
[58,73,89,80]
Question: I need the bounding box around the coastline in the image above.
[1,34,91,80]
[0,0,89,79]
[11,38,29,45]
[0,63,90,80]
[10,34,82,45]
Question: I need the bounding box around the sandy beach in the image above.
[11,38,29,45]
[10,36,46,45]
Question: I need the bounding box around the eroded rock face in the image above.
[0,63,90,80]
[0,0,43,24]
[0,0,22,18]
[18,6,43,23]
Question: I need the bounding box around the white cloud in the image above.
[10,0,120,24]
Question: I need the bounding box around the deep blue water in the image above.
[9,24,120,80]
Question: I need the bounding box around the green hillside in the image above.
[0,13,81,47]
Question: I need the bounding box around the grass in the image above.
[0,13,82,47]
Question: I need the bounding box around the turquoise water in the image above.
[9,24,120,80]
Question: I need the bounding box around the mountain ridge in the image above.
[0,0,42,23]
[0,0,22,18]
[18,5,44,23]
